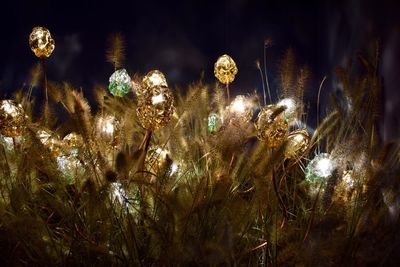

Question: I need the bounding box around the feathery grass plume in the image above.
[47,81,63,103]
[93,84,108,108]
[294,65,310,102]
[1,39,400,266]
[29,62,42,88]
[106,33,125,69]
[64,85,92,140]
[279,48,295,97]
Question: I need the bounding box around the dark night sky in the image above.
[1,0,399,138]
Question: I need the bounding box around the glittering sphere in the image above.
[305,153,336,184]
[136,86,175,130]
[227,95,253,123]
[0,100,26,137]
[95,115,120,146]
[142,70,168,92]
[284,129,310,158]
[63,132,83,154]
[146,146,179,177]
[208,113,222,133]
[255,105,288,147]
[214,54,238,84]
[37,129,62,157]
[57,154,84,185]
[108,69,131,97]
[0,134,23,150]
[29,27,55,58]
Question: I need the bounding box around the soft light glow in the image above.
[151,93,165,104]
[2,101,18,115]
[231,98,246,114]
[155,147,169,159]
[342,170,355,189]
[305,153,336,183]
[97,115,116,135]
[149,73,165,86]
[110,182,128,206]
[277,98,296,120]
[316,158,335,178]
[170,162,179,175]
[142,70,168,89]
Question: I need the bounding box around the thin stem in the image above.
[257,63,267,106]
[264,43,272,103]
[40,57,48,105]
[226,82,231,103]
[317,76,327,154]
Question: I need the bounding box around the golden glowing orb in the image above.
[214,54,238,84]
[227,95,253,123]
[63,132,84,149]
[95,115,120,146]
[29,26,55,58]
[255,105,288,147]
[141,70,168,96]
[284,129,310,159]
[0,100,26,137]
[136,86,174,130]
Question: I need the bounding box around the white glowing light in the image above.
[103,121,114,134]
[342,170,355,189]
[231,98,246,114]
[110,182,128,206]
[278,98,296,120]
[149,73,164,86]
[2,101,18,115]
[316,158,335,178]
[305,153,336,183]
[37,130,52,144]
[155,147,169,159]
[151,93,165,105]
[170,162,179,175]
[97,116,116,135]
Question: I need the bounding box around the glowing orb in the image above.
[305,153,336,183]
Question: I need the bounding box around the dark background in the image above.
[0,0,399,139]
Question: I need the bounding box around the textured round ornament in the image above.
[305,153,336,184]
[0,100,26,137]
[63,132,83,154]
[137,86,174,130]
[227,95,253,123]
[255,105,288,147]
[142,70,168,92]
[57,154,84,185]
[214,54,238,84]
[95,115,120,146]
[284,129,310,159]
[37,129,61,157]
[208,112,222,133]
[29,26,55,58]
[109,69,131,97]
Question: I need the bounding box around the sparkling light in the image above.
[151,93,165,104]
[342,170,355,189]
[148,73,165,86]
[97,115,116,135]
[316,157,335,178]
[3,101,18,114]
[277,98,296,120]
[231,98,246,114]
[305,153,336,183]
[170,162,179,175]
